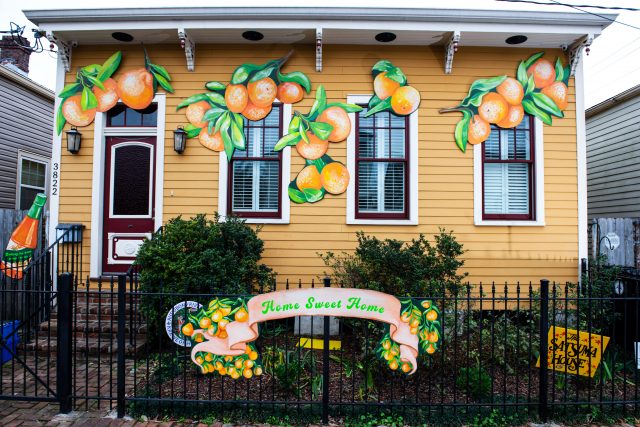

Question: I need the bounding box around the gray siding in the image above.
[586,95,640,218]
[0,75,54,209]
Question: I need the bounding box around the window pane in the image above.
[232,161,254,211]
[21,159,46,188]
[515,130,530,160]
[505,130,516,160]
[108,105,126,126]
[112,145,151,216]
[264,106,280,127]
[107,104,157,127]
[390,129,405,158]
[383,163,405,212]
[358,109,374,128]
[141,104,158,126]
[484,163,529,215]
[19,187,41,210]
[263,127,279,157]
[357,162,379,212]
[126,108,142,126]
[374,112,389,128]
[376,128,390,158]
[358,129,375,158]
[390,112,405,127]
[357,162,405,213]
[258,162,279,211]
[485,132,500,160]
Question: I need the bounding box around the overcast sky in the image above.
[3,0,640,108]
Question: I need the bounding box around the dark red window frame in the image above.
[106,104,158,127]
[354,107,410,220]
[228,103,283,219]
[481,115,536,221]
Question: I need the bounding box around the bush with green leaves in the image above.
[457,364,492,400]
[321,229,467,298]
[136,214,275,339]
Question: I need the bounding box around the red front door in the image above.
[102,137,156,274]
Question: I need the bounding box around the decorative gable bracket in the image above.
[564,33,593,76]
[46,31,72,72]
[316,28,323,73]
[444,31,461,74]
[178,28,195,71]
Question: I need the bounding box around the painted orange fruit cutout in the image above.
[116,68,155,110]
[225,84,249,113]
[296,165,322,191]
[242,101,272,121]
[496,104,524,129]
[186,100,211,128]
[198,128,225,152]
[467,115,491,145]
[92,78,119,112]
[390,86,420,116]
[247,77,277,108]
[320,162,350,195]
[61,95,96,127]
[527,58,556,89]
[478,92,509,124]
[373,71,401,101]
[277,82,304,104]
[295,132,329,160]
[541,81,568,111]
[496,77,524,106]
[316,107,351,142]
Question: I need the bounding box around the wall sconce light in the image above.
[66,126,82,154]
[173,127,187,154]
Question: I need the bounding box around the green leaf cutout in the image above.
[81,64,101,75]
[288,183,307,204]
[325,102,363,113]
[522,99,552,125]
[371,60,395,74]
[205,81,226,92]
[220,118,234,161]
[555,58,564,83]
[305,154,332,173]
[55,102,66,136]
[460,75,508,107]
[530,92,563,118]
[454,110,472,153]
[274,132,302,151]
[249,65,276,83]
[303,188,325,203]
[58,82,82,98]
[233,112,243,129]
[214,112,228,135]
[309,121,333,141]
[308,86,327,121]
[278,71,312,93]
[384,67,407,85]
[289,115,301,134]
[368,95,382,109]
[80,86,98,110]
[84,75,105,91]
[299,122,310,144]
[205,92,226,106]
[362,97,392,117]
[230,119,246,150]
[153,72,174,93]
[203,107,226,123]
[230,63,261,85]
[525,74,535,96]
[184,123,202,139]
[562,66,571,85]
[97,51,122,81]
[523,52,545,69]
[177,93,209,110]
[150,63,171,81]
[516,61,528,87]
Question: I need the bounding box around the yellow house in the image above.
[25,7,613,285]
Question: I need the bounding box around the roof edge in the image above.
[586,84,640,118]
[0,66,55,101]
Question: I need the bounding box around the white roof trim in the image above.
[0,65,54,100]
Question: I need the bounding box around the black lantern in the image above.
[66,127,82,154]
[173,127,187,154]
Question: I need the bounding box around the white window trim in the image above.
[89,94,166,278]
[16,150,50,210]
[218,102,292,224]
[346,94,418,226]
[474,117,545,226]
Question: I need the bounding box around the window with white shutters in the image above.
[482,115,534,220]
[355,108,409,219]
[229,104,282,218]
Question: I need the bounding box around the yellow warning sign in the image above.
[536,326,610,377]
[297,338,342,351]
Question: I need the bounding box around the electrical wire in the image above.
[496,0,640,12]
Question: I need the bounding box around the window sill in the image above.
[475,219,545,227]
[347,218,418,226]
[219,215,289,225]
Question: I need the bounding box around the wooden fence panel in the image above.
[589,217,639,268]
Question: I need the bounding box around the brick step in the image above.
[37,319,147,340]
[21,336,146,356]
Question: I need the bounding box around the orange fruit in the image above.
[389,360,399,370]
[527,58,556,89]
[390,86,420,116]
[221,307,232,317]
[205,353,214,362]
[116,68,154,110]
[409,318,420,328]
[496,104,524,129]
[199,128,225,152]
[382,341,391,350]
[426,310,438,322]
[478,92,509,124]
[199,317,212,329]
[316,107,351,142]
[253,367,263,376]
[219,319,229,329]
[181,323,194,337]
[235,359,244,369]
[62,95,96,127]
[242,101,272,121]
[243,368,253,379]
[427,331,439,343]
[401,362,412,373]
[225,84,249,113]
[496,77,524,106]
[247,77,277,108]
[468,115,491,145]
[235,308,249,322]
[218,367,227,375]
[218,330,228,339]
[249,351,258,361]
[277,82,304,104]
[296,132,329,160]
[410,327,418,335]
[373,72,401,101]
[401,312,411,323]
[92,78,119,112]
[186,100,211,128]
[421,301,431,309]
[195,356,204,364]
[211,310,223,323]
[244,359,254,368]
[194,333,204,343]
[426,344,436,355]
[541,81,568,111]
[296,165,322,191]
[320,162,349,195]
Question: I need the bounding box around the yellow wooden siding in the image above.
[58,44,578,285]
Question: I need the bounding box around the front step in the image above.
[38,319,147,340]
[22,336,145,356]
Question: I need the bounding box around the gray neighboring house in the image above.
[586,84,640,218]
[0,38,54,210]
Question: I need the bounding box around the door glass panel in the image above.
[112,145,151,216]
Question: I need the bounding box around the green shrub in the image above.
[321,229,467,298]
[136,214,275,339]
[457,364,492,399]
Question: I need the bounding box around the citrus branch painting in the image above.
[56,48,174,135]
[176,51,312,160]
[366,60,421,117]
[440,52,570,152]
[168,288,441,379]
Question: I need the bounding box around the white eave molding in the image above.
[45,31,72,72]
[316,28,322,73]
[565,33,593,77]
[444,31,460,74]
[178,28,195,71]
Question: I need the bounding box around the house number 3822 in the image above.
[52,163,59,196]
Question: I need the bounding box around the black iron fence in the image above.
[3,255,640,425]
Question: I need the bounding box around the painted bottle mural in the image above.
[0,193,47,280]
